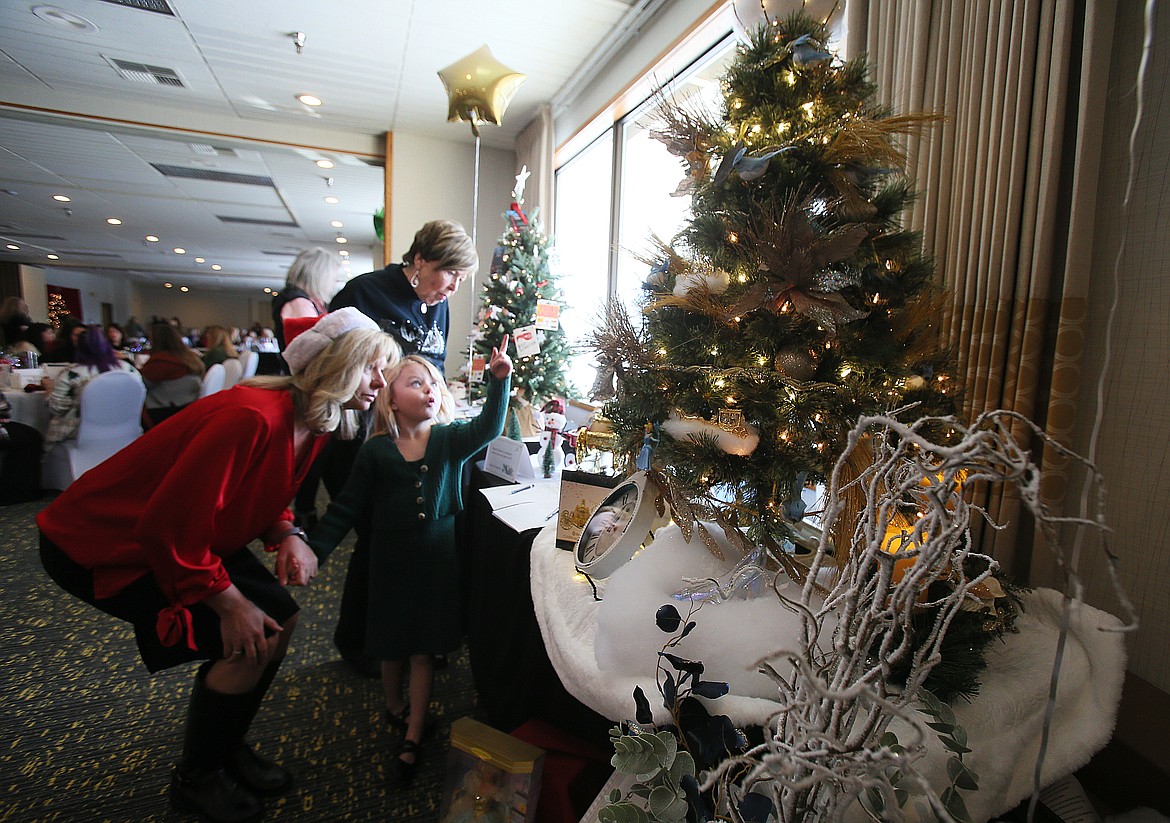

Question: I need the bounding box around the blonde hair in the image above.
[286,247,341,303]
[402,220,479,277]
[244,328,400,438]
[373,355,456,439]
[202,325,238,358]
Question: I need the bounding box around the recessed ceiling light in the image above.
[180,286,189,292]
[53,194,71,202]
[173,247,186,254]
[263,287,272,294]
[194,257,205,263]
[330,220,344,228]
[164,282,173,288]
[316,159,335,169]
[339,250,349,257]
[211,264,221,271]
[146,235,159,242]
[297,94,323,107]
[32,5,99,34]
[47,254,59,260]
[324,196,340,204]
[6,244,20,250]
[107,217,122,225]
[335,236,348,244]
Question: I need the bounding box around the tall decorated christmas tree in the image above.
[593,14,957,554]
[470,168,574,413]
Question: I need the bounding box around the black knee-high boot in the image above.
[223,660,293,796]
[170,662,264,823]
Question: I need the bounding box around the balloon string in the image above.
[472,132,481,245]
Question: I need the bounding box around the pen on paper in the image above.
[509,484,533,495]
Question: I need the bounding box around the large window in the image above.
[551,129,613,391]
[554,35,736,397]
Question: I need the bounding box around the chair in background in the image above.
[221,357,243,389]
[200,363,226,398]
[41,370,146,490]
[239,350,260,379]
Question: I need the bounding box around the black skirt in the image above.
[39,533,298,672]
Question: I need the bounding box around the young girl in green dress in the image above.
[309,336,511,787]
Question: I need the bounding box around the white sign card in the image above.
[513,324,541,358]
[482,436,535,482]
[535,299,561,331]
[469,354,486,384]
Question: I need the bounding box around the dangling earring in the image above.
[410,267,421,288]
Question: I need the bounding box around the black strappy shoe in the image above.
[392,739,423,788]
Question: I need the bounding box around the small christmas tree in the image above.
[593,15,958,552]
[471,167,574,410]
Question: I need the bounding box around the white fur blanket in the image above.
[530,524,1126,822]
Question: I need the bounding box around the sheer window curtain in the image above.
[515,104,556,230]
[846,1,1118,582]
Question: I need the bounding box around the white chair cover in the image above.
[41,370,146,490]
[200,363,226,397]
[239,350,260,379]
[221,358,243,389]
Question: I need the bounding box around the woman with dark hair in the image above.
[37,309,398,823]
[141,321,206,426]
[44,326,141,446]
[105,322,126,351]
[49,316,86,363]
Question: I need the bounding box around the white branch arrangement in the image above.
[700,409,1138,822]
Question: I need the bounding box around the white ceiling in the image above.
[0,0,641,292]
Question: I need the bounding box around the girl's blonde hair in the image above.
[373,354,456,439]
[243,328,400,439]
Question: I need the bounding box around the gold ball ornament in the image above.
[774,347,817,381]
[437,45,526,137]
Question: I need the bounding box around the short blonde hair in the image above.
[244,328,400,438]
[286,247,341,303]
[402,220,479,277]
[373,355,456,439]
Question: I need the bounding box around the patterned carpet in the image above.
[0,495,484,823]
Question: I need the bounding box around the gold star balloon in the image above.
[437,45,526,136]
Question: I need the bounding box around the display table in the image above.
[463,464,611,745]
[530,524,1128,821]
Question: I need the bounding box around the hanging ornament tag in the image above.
[470,354,487,384]
[513,324,541,358]
[535,299,561,331]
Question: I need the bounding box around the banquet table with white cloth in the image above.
[3,389,51,437]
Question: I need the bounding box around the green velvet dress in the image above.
[310,375,509,660]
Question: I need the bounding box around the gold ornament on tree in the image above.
[774,346,817,381]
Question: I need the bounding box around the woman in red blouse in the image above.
[37,308,399,823]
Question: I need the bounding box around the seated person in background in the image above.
[45,327,141,446]
[105,323,125,351]
[141,322,205,426]
[49,316,86,363]
[200,326,239,370]
[254,328,280,353]
[8,323,56,362]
